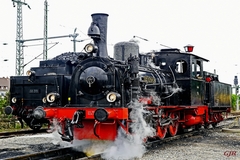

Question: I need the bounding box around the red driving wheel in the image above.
[168,113,179,136]
[157,125,167,139]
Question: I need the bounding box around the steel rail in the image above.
[0,129,48,139]
[4,147,86,160]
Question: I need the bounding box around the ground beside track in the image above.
[1,118,239,160]
[0,132,62,159]
[138,128,240,160]
[2,130,240,160]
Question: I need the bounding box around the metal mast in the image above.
[72,28,78,52]
[43,0,48,60]
[12,0,31,76]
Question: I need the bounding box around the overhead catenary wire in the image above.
[23,42,59,67]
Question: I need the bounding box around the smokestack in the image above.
[88,13,109,58]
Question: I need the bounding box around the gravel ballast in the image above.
[0,128,240,160]
[140,128,240,160]
[0,132,63,159]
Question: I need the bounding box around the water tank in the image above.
[114,42,139,61]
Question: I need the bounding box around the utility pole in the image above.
[43,0,48,60]
[72,28,79,52]
[12,0,31,76]
[234,75,239,110]
[12,1,82,73]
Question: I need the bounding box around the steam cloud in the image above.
[102,100,155,160]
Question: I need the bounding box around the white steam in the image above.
[171,86,183,93]
[47,119,113,156]
[102,101,155,160]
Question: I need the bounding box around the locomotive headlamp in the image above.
[94,108,108,122]
[42,97,47,103]
[11,97,17,103]
[184,44,194,52]
[26,70,35,76]
[46,92,60,103]
[106,92,120,102]
[84,43,98,53]
[26,70,36,82]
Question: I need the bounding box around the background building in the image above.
[0,77,10,98]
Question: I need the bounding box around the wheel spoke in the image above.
[168,113,179,136]
[156,109,167,139]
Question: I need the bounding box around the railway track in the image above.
[2,116,238,160]
[0,129,48,139]
[4,147,86,160]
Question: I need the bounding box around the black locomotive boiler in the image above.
[5,13,231,142]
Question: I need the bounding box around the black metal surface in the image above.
[89,13,109,58]
[209,81,232,107]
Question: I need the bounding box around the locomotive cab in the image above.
[153,49,208,105]
[153,48,231,107]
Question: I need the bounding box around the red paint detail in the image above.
[11,106,16,112]
[194,107,207,115]
[139,97,152,104]
[206,77,212,82]
[184,44,194,52]
[44,108,56,118]
[43,107,128,120]
[210,112,224,123]
[182,106,208,126]
[74,120,118,140]
[185,115,203,126]
[117,119,129,133]
[43,107,128,141]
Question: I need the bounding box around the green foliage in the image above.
[0,97,6,115]
[0,91,10,110]
[4,91,10,106]
[0,92,17,131]
[231,94,239,111]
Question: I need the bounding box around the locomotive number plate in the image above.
[29,89,40,94]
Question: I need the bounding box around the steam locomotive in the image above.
[5,13,231,142]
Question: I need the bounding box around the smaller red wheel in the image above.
[157,126,167,139]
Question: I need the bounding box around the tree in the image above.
[4,92,10,106]
[231,94,238,111]
[0,92,10,114]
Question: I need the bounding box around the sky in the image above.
[0,0,240,85]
